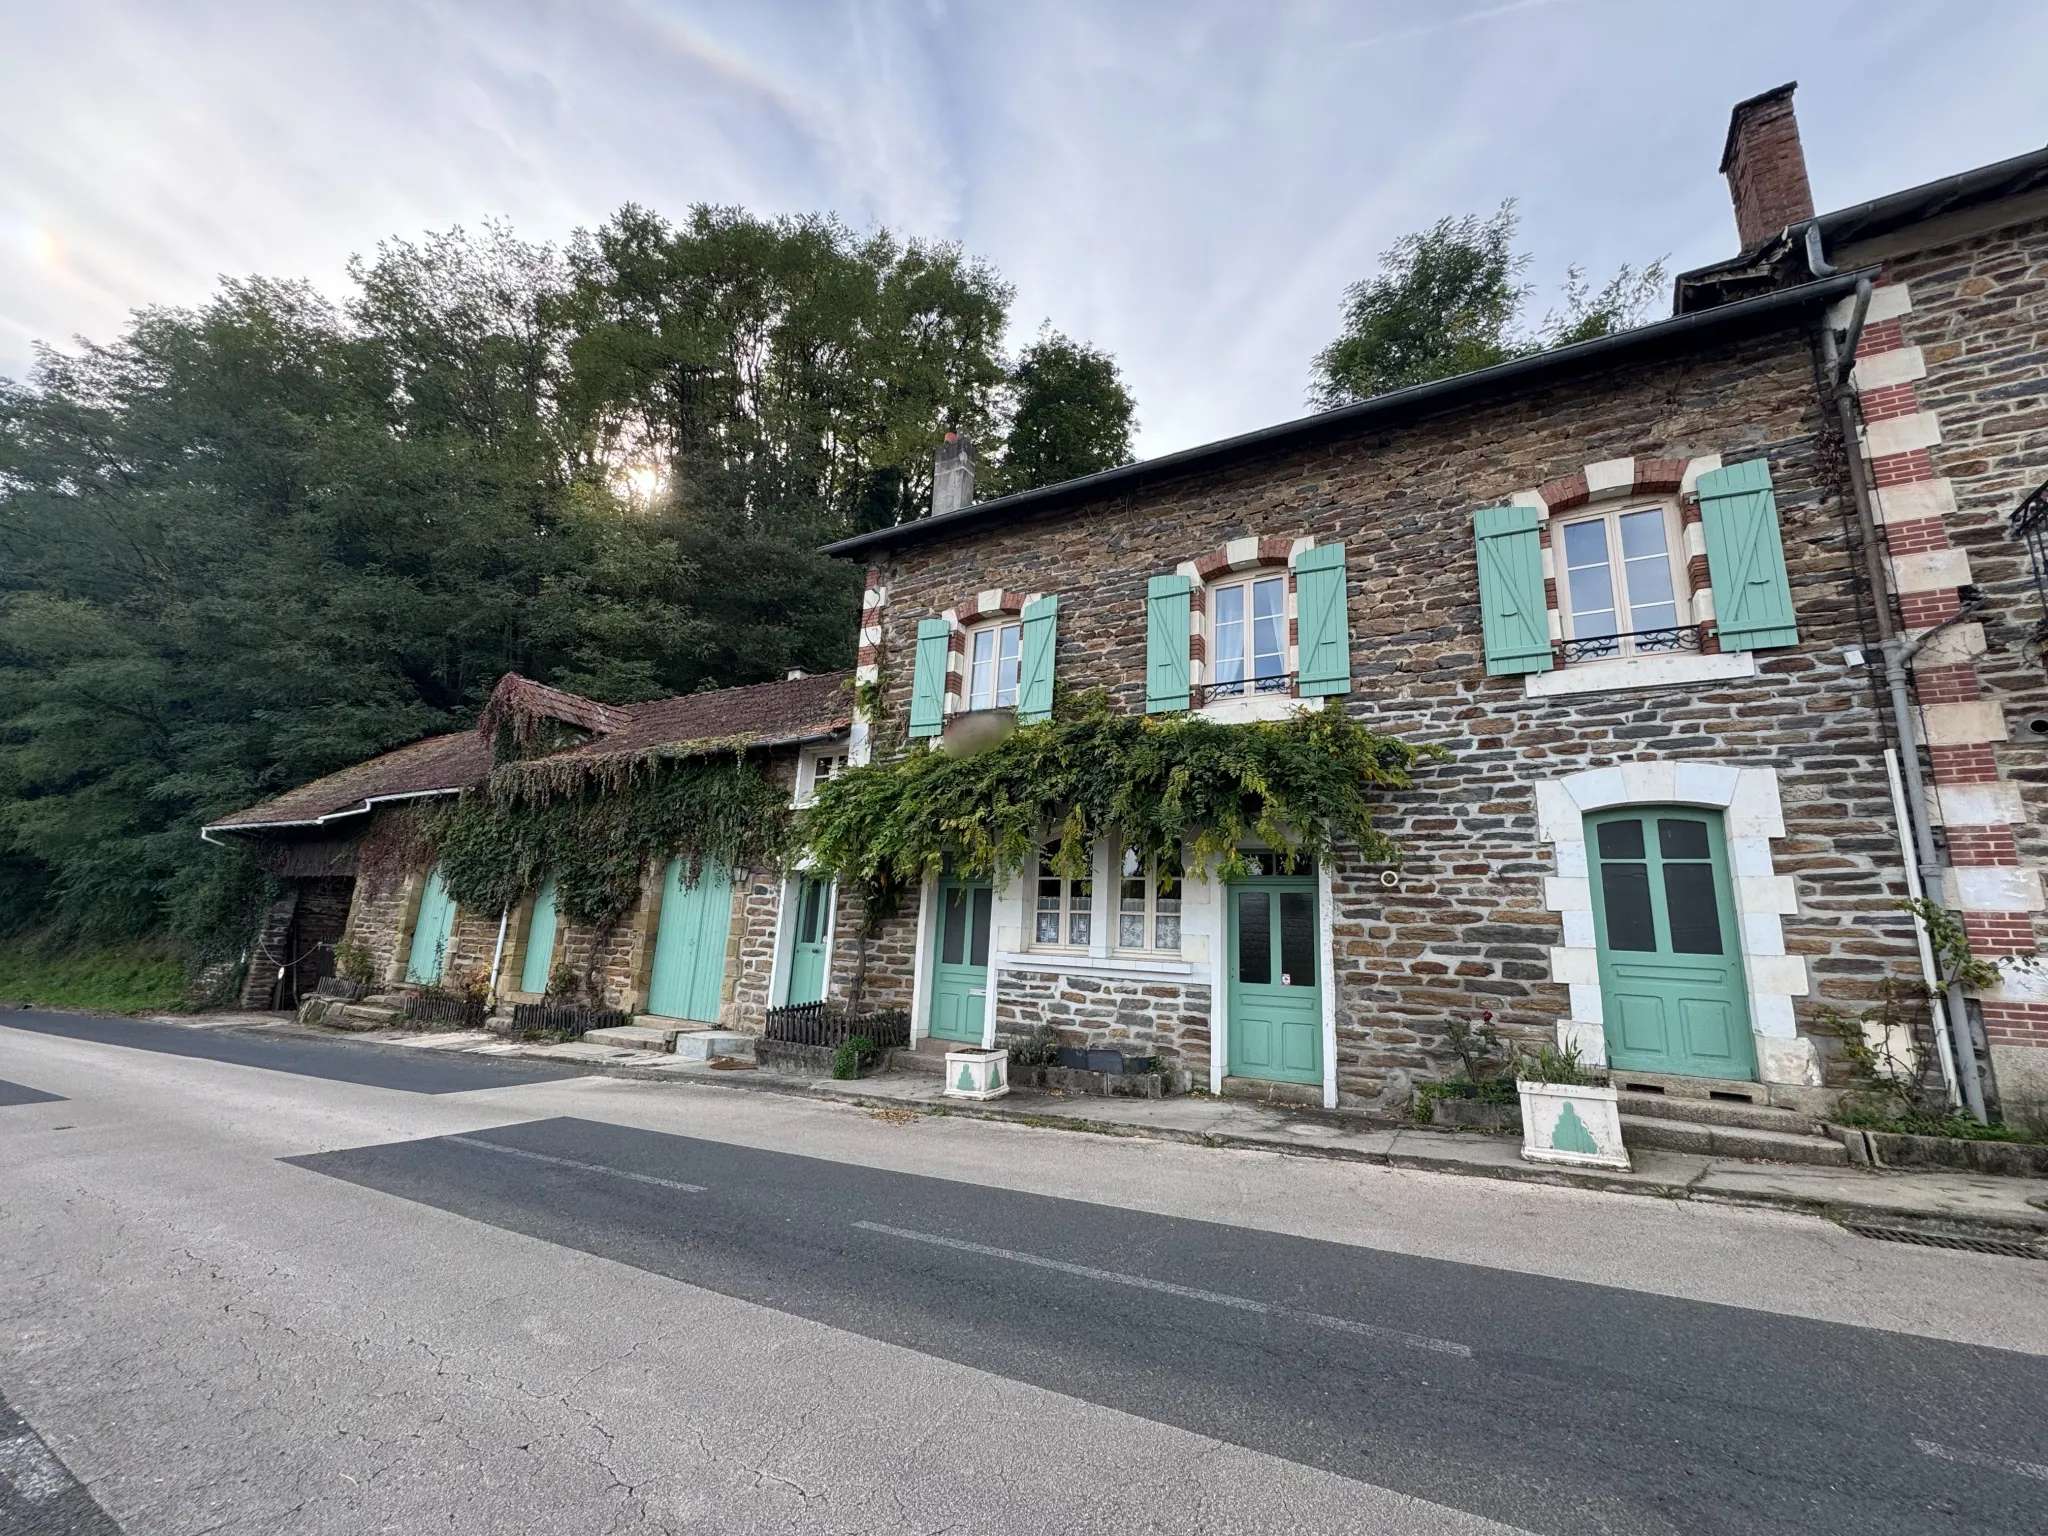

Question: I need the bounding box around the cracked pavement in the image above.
[2,1015,2045,1534]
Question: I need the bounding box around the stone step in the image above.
[336,1003,406,1029]
[674,1030,755,1062]
[584,1024,679,1052]
[1618,1114,1849,1166]
[1616,1090,1823,1137]
[1603,1067,1834,1118]
[892,1039,955,1075]
[1220,1075,1323,1107]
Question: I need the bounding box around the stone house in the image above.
[204,670,855,1030]
[817,85,2048,1121]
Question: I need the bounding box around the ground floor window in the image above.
[1117,845,1182,953]
[1034,842,1092,947]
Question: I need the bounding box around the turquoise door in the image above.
[1588,808,1756,1080]
[646,859,733,1022]
[404,867,457,984]
[784,877,831,1005]
[519,877,559,994]
[927,878,992,1043]
[1226,870,1323,1084]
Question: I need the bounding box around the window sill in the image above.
[1524,649,1758,699]
[997,951,1196,980]
[1194,693,1320,724]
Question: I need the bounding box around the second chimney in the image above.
[1720,82,1815,252]
[932,432,976,518]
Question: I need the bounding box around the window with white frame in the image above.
[799,749,848,802]
[965,619,1022,710]
[1033,841,1092,947]
[1116,845,1182,953]
[1209,573,1288,696]
[1556,502,1691,659]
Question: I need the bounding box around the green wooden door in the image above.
[784,877,831,1006]
[646,859,733,1022]
[1226,871,1323,1084]
[519,877,559,995]
[927,878,992,1043]
[1588,809,1756,1080]
[404,867,457,984]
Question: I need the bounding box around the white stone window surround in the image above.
[1533,761,1819,1088]
[792,741,850,806]
[1512,453,1768,700]
[1175,536,1324,723]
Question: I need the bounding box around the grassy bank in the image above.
[0,941,191,1015]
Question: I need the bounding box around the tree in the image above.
[987,329,1136,496]
[1310,202,1666,408]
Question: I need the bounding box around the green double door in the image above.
[1226,870,1323,1085]
[784,877,832,1006]
[1588,808,1755,1079]
[405,866,457,984]
[646,859,733,1022]
[927,877,992,1043]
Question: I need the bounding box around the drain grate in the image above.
[1845,1223,2046,1260]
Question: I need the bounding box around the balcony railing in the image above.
[2011,479,2048,634]
[1556,626,1701,665]
[1190,672,1296,708]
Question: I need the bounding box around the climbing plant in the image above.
[424,754,795,927]
[800,690,1441,901]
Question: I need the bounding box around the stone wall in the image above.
[860,324,1926,1105]
[995,967,1212,1080]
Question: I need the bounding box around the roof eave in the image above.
[822,271,1867,560]
[199,786,466,842]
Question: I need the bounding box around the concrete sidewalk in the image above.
[163,1011,2048,1244]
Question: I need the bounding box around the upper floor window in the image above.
[1210,573,1287,697]
[797,748,849,804]
[1117,846,1181,953]
[1034,842,1092,948]
[967,620,1022,711]
[1557,503,1691,660]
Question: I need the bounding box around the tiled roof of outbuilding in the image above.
[203,670,854,837]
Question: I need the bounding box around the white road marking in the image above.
[445,1135,706,1192]
[1914,1437,2048,1481]
[0,1430,72,1503]
[855,1221,1473,1358]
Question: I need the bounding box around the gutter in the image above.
[199,787,467,844]
[824,272,1869,559]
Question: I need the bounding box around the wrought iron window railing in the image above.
[1555,626,1702,665]
[1190,672,1296,707]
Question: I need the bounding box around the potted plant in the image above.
[1516,1042,1629,1171]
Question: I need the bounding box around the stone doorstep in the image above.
[1617,1114,1849,1168]
[1220,1075,1323,1107]
[1603,1067,1836,1118]
[673,1030,755,1062]
[1615,1090,1825,1137]
[584,1024,681,1053]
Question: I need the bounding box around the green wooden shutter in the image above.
[907,618,950,738]
[1293,542,1351,697]
[1698,459,1798,652]
[1018,595,1057,723]
[1146,574,1191,712]
[1473,506,1553,676]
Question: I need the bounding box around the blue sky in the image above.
[3,1,2043,456]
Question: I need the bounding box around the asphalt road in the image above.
[2,1012,2045,1535]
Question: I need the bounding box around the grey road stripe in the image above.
[1914,1437,2048,1481]
[854,1220,1473,1358]
[0,1428,73,1502]
[445,1135,706,1192]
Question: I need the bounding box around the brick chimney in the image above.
[1720,82,1814,251]
[932,431,975,517]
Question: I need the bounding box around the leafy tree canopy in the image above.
[1309,202,1667,407]
[985,327,1136,497]
[0,209,1134,952]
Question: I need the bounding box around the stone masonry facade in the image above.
[851,324,1928,1108]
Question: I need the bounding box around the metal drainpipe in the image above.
[1808,222,1989,1122]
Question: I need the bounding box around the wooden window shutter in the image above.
[908,618,951,738]
[1146,574,1192,712]
[1698,459,1799,652]
[1473,506,1554,676]
[1293,541,1351,697]
[1018,595,1058,723]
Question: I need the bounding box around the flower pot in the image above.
[944,1047,1011,1101]
[1517,1079,1630,1171]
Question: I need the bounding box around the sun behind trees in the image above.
[0,208,1136,953]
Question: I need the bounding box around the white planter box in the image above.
[1517,1079,1630,1171]
[944,1047,1011,1101]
